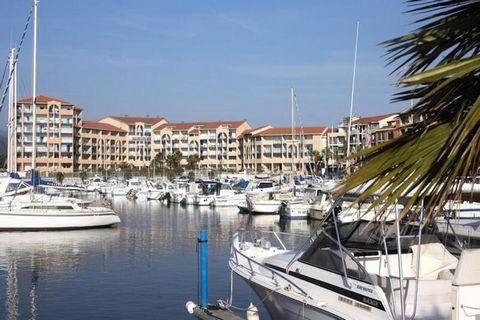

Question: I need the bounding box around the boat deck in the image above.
[192,306,245,320]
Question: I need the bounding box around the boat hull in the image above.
[0,210,120,231]
[249,281,338,320]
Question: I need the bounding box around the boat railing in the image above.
[231,230,313,300]
[237,228,311,252]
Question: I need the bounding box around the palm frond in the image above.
[336,0,480,221]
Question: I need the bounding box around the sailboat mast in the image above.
[346,21,359,168]
[31,0,39,171]
[7,48,16,172]
[290,87,295,173]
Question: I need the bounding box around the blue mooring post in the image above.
[199,229,208,308]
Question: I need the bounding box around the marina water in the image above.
[0,194,318,319]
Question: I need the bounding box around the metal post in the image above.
[394,201,406,320]
[198,229,208,308]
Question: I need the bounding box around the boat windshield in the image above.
[299,221,440,283]
[6,181,30,193]
[257,182,273,189]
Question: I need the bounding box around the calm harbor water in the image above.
[0,195,318,319]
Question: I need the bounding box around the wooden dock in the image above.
[192,306,245,320]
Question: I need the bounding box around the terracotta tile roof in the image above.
[82,121,127,132]
[351,113,398,125]
[156,120,247,131]
[255,126,329,136]
[108,116,166,125]
[18,95,73,105]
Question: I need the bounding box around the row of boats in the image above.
[87,175,480,243]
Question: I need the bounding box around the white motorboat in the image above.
[211,193,246,207]
[169,179,192,203]
[437,201,480,240]
[0,200,120,231]
[230,215,480,320]
[182,193,197,206]
[194,182,236,207]
[304,187,332,220]
[237,201,250,213]
[280,201,310,220]
[246,195,282,215]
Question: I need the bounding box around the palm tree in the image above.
[337,0,480,222]
[187,154,201,171]
[311,150,322,175]
[166,150,183,176]
[55,171,64,184]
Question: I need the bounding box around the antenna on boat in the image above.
[345,21,359,173]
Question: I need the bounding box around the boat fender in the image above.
[246,303,259,320]
[185,301,196,314]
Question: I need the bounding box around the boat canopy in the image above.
[299,221,442,282]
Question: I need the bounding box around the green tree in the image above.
[311,150,321,175]
[150,151,165,175]
[119,161,132,180]
[337,0,480,221]
[186,154,200,171]
[56,171,65,184]
[166,150,183,176]
[79,170,88,184]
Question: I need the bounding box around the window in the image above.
[299,231,370,283]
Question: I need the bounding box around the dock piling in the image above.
[198,229,208,307]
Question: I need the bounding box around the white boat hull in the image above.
[193,195,214,207]
[281,203,309,220]
[247,198,281,215]
[249,281,336,320]
[0,208,120,231]
[436,218,480,240]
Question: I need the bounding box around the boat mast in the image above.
[31,0,39,172]
[345,21,359,172]
[7,48,17,173]
[291,87,295,175]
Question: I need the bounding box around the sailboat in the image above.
[0,0,120,230]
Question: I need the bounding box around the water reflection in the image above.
[0,196,318,320]
[0,229,119,320]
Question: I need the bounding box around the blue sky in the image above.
[0,0,412,129]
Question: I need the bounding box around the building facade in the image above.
[99,116,167,168]
[79,121,128,172]
[152,121,251,171]
[15,95,82,173]
[13,95,407,176]
[239,126,330,174]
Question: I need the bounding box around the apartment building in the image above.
[99,116,167,168]
[15,95,82,173]
[152,120,251,171]
[339,113,399,152]
[79,121,128,172]
[12,94,406,176]
[239,126,330,174]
